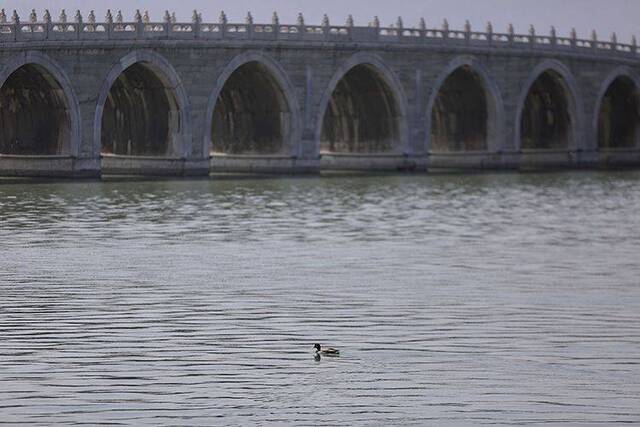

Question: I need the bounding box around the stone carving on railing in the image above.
[0,8,636,57]
[442,18,449,39]
[507,23,514,43]
[322,14,330,28]
[528,24,535,44]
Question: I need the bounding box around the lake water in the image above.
[1,171,639,425]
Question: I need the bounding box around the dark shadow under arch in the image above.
[430,66,488,152]
[521,70,572,150]
[0,64,70,155]
[320,64,401,154]
[598,76,640,149]
[211,61,291,155]
[101,63,179,157]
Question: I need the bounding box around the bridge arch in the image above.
[0,51,81,157]
[316,52,410,156]
[204,51,302,157]
[425,55,505,153]
[594,67,640,150]
[94,50,191,159]
[515,59,584,151]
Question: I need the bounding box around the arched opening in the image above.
[0,64,70,155]
[598,76,640,149]
[430,66,488,152]
[520,70,572,150]
[321,64,401,154]
[101,63,179,157]
[211,61,290,155]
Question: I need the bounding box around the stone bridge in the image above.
[1,9,639,177]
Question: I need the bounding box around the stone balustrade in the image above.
[0,9,635,58]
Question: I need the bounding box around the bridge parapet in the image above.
[0,9,637,58]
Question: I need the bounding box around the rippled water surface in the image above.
[1,172,640,425]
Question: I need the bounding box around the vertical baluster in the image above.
[74,10,83,39]
[192,10,200,39]
[219,11,227,39]
[12,10,20,42]
[44,9,52,39]
[296,13,304,39]
[134,10,143,38]
[105,9,113,37]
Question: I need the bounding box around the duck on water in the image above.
[314,344,340,356]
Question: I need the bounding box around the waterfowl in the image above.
[314,343,340,356]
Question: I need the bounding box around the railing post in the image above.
[591,30,598,52]
[346,14,354,38]
[105,10,113,38]
[44,9,52,40]
[115,10,123,32]
[396,16,404,40]
[12,10,20,42]
[322,14,330,39]
[192,10,200,39]
[75,10,83,39]
[550,26,557,48]
[219,11,227,39]
[610,32,617,51]
[464,20,471,43]
[162,11,170,37]
[486,21,493,46]
[508,23,514,45]
[272,12,280,39]
[632,35,637,55]
[419,18,426,39]
[246,12,254,39]
[135,10,143,38]
[373,16,380,41]
[570,28,577,49]
[297,13,305,40]
[442,19,449,40]
[529,24,536,46]
[88,10,96,32]
[29,9,37,33]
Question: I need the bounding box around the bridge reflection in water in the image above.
[0,9,639,177]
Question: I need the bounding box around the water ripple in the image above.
[1,171,640,425]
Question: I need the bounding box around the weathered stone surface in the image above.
[0,14,639,176]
